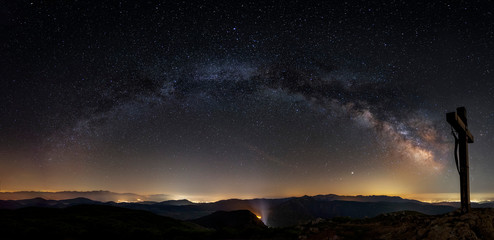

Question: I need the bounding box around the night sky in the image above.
[1,1,493,202]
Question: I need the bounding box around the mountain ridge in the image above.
[0,190,169,202]
[3,194,489,227]
[1,202,492,239]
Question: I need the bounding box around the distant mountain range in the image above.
[0,190,169,202]
[2,193,492,227]
[432,201,494,209]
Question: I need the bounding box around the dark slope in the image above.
[192,210,266,229]
[191,210,285,239]
[0,204,209,240]
[0,206,298,240]
[267,197,455,227]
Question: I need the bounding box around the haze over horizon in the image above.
[2,190,494,204]
[1,1,493,203]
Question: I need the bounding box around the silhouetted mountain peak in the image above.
[158,199,194,206]
[192,210,266,230]
[60,197,100,205]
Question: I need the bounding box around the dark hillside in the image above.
[0,204,209,240]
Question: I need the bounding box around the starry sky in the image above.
[1,1,493,202]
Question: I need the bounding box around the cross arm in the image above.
[447,112,474,143]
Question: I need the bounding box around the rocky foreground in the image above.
[298,208,494,240]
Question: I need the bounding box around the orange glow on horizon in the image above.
[1,189,494,203]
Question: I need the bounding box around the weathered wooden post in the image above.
[447,107,474,214]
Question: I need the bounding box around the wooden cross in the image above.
[446,107,474,214]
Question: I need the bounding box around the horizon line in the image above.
[1,190,494,203]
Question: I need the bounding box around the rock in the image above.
[301,208,494,240]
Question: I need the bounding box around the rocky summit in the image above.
[298,208,494,240]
